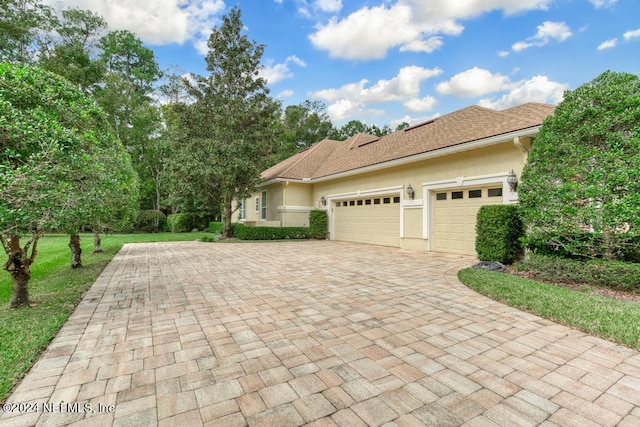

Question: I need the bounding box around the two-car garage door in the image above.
[433,186,504,255]
[333,195,400,247]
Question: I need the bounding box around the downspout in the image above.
[282,182,287,227]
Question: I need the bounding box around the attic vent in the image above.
[404,118,437,132]
[356,138,379,148]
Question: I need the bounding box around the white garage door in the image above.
[333,195,400,247]
[433,186,504,255]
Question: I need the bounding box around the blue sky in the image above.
[50,0,639,128]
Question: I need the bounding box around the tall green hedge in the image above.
[309,209,328,239]
[231,223,311,240]
[476,205,524,264]
[136,210,166,232]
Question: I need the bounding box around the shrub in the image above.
[527,231,640,262]
[232,223,311,240]
[517,253,640,291]
[309,210,328,239]
[209,221,223,235]
[475,205,524,264]
[167,213,192,233]
[136,210,166,232]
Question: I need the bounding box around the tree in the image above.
[173,7,281,237]
[280,100,332,157]
[0,0,57,63]
[327,119,400,141]
[0,63,134,306]
[519,71,640,260]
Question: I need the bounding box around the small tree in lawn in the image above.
[0,63,132,306]
[174,7,281,238]
[519,71,640,260]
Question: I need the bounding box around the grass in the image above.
[0,232,212,403]
[458,268,640,349]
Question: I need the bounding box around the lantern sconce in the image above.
[406,184,415,200]
[320,195,327,207]
[507,170,518,192]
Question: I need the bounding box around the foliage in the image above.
[209,222,223,235]
[516,253,640,291]
[167,213,192,233]
[231,224,311,240]
[519,71,640,260]
[526,231,640,262]
[458,268,640,349]
[309,209,328,239]
[278,100,333,159]
[135,210,166,232]
[327,119,407,141]
[475,205,524,264]
[0,0,57,63]
[172,7,281,238]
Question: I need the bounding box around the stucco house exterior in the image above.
[233,102,555,256]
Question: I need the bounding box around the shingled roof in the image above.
[262,102,555,182]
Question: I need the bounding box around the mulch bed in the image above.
[505,266,640,303]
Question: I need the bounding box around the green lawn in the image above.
[458,268,640,349]
[0,232,212,403]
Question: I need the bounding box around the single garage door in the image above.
[433,186,504,255]
[333,195,400,247]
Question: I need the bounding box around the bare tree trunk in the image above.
[69,233,82,268]
[93,231,103,253]
[222,196,232,239]
[1,233,39,309]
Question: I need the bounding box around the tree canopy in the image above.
[519,70,640,260]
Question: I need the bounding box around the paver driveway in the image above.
[2,241,640,427]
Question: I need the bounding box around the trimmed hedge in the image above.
[526,231,640,263]
[309,210,328,239]
[167,213,194,233]
[209,221,223,234]
[476,205,524,264]
[135,210,166,232]
[231,223,311,240]
[517,253,640,291]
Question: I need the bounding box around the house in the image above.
[233,102,555,256]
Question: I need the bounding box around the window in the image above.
[383,197,391,204]
[343,201,348,207]
[393,196,400,203]
[436,192,447,201]
[357,200,363,206]
[373,198,381,205]
[349,200,355,206]
[239,199,246,220]
[255,196,260,213]
[468,189,482,198]
[452,191,463,200]
[261,191,267,220]
[488,188,503,197]
[365,199,372,205]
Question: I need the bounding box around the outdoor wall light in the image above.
[406,184,414,200]
[320,195,326,207]
[507,170,518,192]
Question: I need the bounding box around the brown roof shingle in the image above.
[261,102,555,181]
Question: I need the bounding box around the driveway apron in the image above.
[1,241,639,426]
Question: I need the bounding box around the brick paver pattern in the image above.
[1,241,640,426]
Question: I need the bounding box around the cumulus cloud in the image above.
[44,0,225,54]
[588,0,618,8]
[259,55,307,84]
[326,99,385,122]
[623,28,640,41]
[436,67,512,97]
[478,75,567,109]
[309,0,554,60]
[277,90,295,98]
[314,0,342,13]
[597,38,617,50]
[403,96,437,112]
[512,21,572,52]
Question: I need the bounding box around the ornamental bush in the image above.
[231,223,311,240]
[309,209,328,239]
[136,210,166,232]
[475,205,524,264]
[518,71,640,260]
[209,221,223,234]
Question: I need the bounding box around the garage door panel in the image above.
[333,198,400,247]
[433,186,503,255]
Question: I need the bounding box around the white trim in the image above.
[277,205,313,213]
[422,172,515,250]
[402,199,423,208]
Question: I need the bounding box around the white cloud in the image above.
[597,38,617,50]
[497,50,510,57]
[326,99,385,122]
[391,112,440,129]
[309,0,554,60]
[314,0,342,13]
[312,66,442,103]
[259,55,307,84]
[478,75,567,109]
[588,0,618,8]
[44,0,225,54]
[512,21,572,52]
[403,96,437,112]
[623,28,640,41]
[436,67,512,97]
[277,90,295,98]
